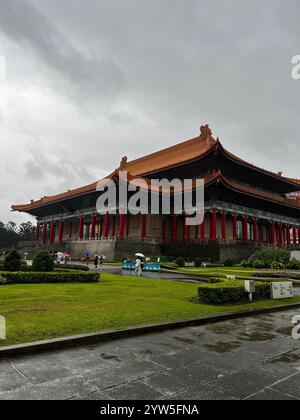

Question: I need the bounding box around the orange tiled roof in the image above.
[11,124,300,213]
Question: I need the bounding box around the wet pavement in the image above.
[0,309,300,400]
[94,264,205,283]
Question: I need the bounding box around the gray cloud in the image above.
[0,0,125,101]
[0,0,299,223]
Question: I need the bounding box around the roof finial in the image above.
[200,124,214,145]
[119,156,128,170]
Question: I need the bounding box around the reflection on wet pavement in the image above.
[0,309,299,400]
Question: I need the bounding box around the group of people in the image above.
[51,251,68,265]
[94,255,104,269]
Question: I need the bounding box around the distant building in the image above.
[12,125,300,262]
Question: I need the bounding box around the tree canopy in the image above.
[0,221,35,251]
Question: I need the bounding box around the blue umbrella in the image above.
[82,251,91,257]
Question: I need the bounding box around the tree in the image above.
[18,222,35,242]
[32,251,54,272]
[3,249,22,271]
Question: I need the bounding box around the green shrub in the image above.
[176,257,185,267]
[271,261,284,270]
[241,259,252,268]
[252,259,267,269]
[288,258,300,270]
[55,264,89,271]
[194,257,202,267]
[198,278,270,304]
[3,249,22,271]
[0,271,99,284]
[250,248,290,268]
[0,275,7,285]
[32,251,54,272]
[224,258,234,267]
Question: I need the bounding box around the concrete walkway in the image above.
[0,309,300,400]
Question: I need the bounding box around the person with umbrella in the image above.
[134,253,145,277]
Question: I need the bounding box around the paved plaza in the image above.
[0,309,300,400]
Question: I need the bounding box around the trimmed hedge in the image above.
[198,278,270,304]
[0,271,99,285]
[55,264,90,271]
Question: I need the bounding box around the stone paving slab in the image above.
[0,308,299,400]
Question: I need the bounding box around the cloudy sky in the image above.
[0,0,299,223]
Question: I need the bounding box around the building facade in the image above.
[12,125,300,262]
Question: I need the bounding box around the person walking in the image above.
[135,258,142,277]
[94,255,99,269]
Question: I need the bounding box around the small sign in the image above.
[271,282,294,299]
[0,316,6,340]
[185,262,195,267]
[227,275,236,280]
[245,280,256,293]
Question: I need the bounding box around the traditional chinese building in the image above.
[12,125,300,262]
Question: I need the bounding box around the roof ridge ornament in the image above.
[199,124,214,146]
[119,156,128,170]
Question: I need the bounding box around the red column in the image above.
[221,212,226,241]
[172,215,178,242]
[58,220,63,242]
[162,217,166,242]
[298,227,300,245]
[141,214,147,241]
[287,225,291,245]
[99,217,103,238]
[184,215,190,241]
[270,222,275,245]
[126,215,130,238]
[232,213,237,241]
[195,224,199,241]
[210,208,217,241]
[43,223,47,244]
[78,215,84,241]
[253,217,258,243]
[91,213,96,240]
[50,222,56,244]
[104,213,109,239]
[35,222,40,242]
[201,213,205,241]
[293,226,297,245]
[243,215,248,245]
[282,224,286,246]
[119,213,125,240]
[278,223,283,247]
[182,216,186,241]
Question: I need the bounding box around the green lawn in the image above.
[0,273,299,347]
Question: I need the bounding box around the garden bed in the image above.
[0,271,99,284]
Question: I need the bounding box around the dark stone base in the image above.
[19,240,261,263]
[162,242,259,263]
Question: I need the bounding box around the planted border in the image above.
[198,278,270,304]
[0,271,99,284]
